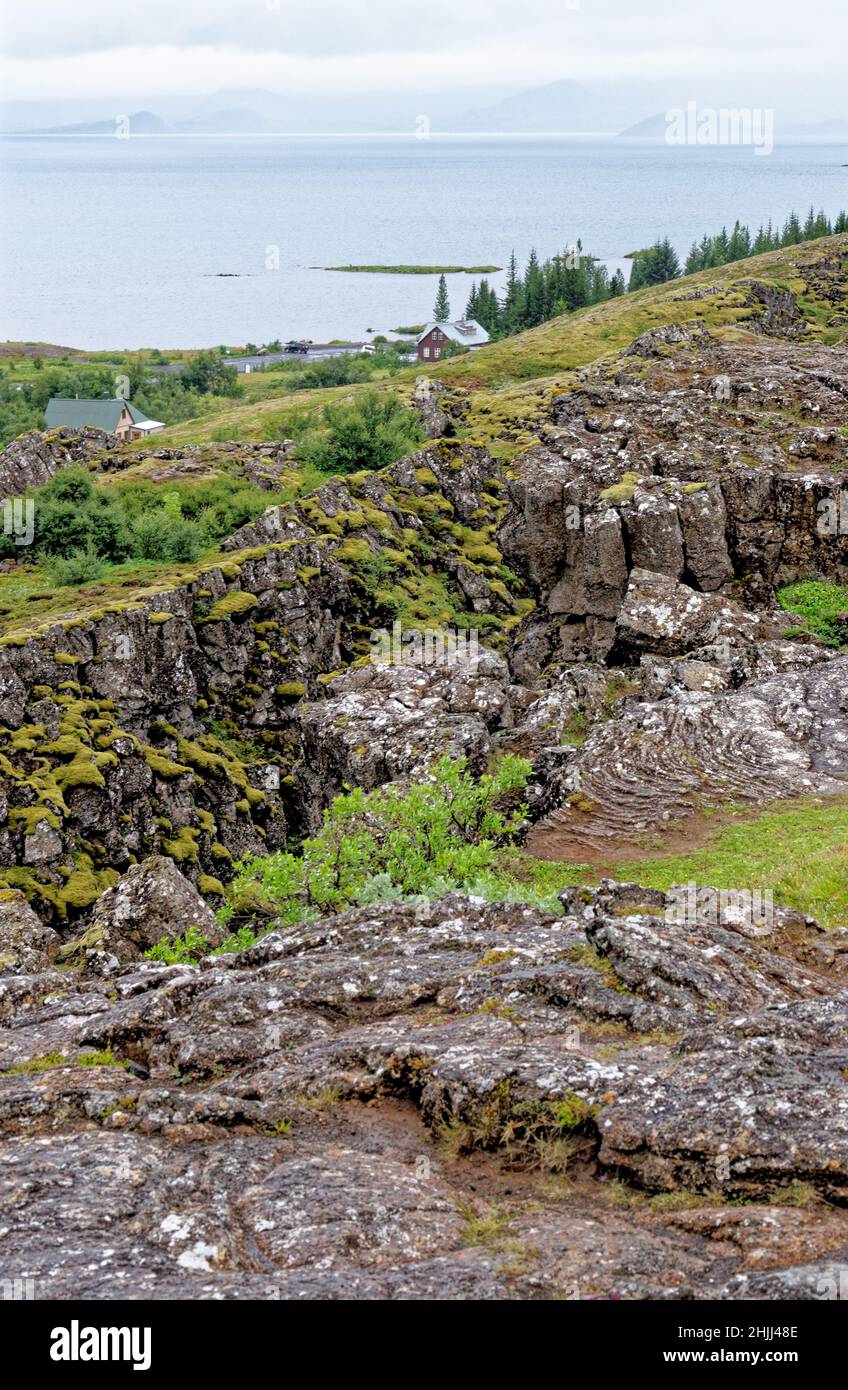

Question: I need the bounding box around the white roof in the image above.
[131,419,166,433]
[417,319,491,348]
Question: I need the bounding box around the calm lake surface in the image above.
[1,135,846,349]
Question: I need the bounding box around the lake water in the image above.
[1,134,846,350]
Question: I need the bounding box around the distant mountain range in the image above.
[3,83,846,140]
[29,109,275,137]
[619,112,848,140]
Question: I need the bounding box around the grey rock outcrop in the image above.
[2,887,848,1298]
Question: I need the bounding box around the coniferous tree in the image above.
[609,269,626,297]
[523,249,545,325]
[434,274,450,322]
[502,250,521,333]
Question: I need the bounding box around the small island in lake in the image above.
[323,263,502,274]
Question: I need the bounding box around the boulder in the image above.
[0,889,60,972]
[58,856,222,965]
[611,568,761,659]
[0,427,113,495]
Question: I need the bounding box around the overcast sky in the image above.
[1,0,846,107]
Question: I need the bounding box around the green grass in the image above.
[520,796,848,928]
[778,580,848,644]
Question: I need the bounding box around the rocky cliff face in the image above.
[500,334,848,669]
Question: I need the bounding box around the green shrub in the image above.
[130,511,203,562]
[145,925,211,963]
[44,547,108,586]
[222,754,532,929]
[298,390,424,475]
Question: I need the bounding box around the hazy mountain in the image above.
[619,111,848,141]
[778,118,848,138]
[618,113,669,139]
[31,110,168,136]
[453,80,658,133]
[5,83,846,140]
[1,86,518,136]
[172,109,271,135]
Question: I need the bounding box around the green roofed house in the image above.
[44,397,165,441]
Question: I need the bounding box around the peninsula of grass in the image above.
[323,264,502,274]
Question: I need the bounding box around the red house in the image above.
[416,319,490,362]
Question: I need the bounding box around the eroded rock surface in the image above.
[530,651,848,861]
[2,888,848,1299]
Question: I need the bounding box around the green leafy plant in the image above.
[297,390,424,475]
[145,924,211,964]
[222,754,532,928]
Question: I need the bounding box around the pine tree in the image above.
[609,269,626,297]
[523,250,545,325]
[502,250,521,333]
[434,274,450,323]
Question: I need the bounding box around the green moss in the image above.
[599,471,642,503]
[147,611,174,625]
[53,652,81,666]
[161,827,200,864]
[143,747,191,779]
[276,681,306,699]
[8,805,61,833]
[462,540,501,565]
[198,874,225,897]
[204,591,258,622]
[55,756,107,792]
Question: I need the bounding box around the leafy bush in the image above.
[298,390,424,475]
[0,467,274,570]
[129,510,203,563]
[44,548,108,586]
[24,467,133,564]
[145,925,212,964]
[221,754,532,929]
[145,922,261,963]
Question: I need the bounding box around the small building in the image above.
[416,319,490,362]
[44,398,165,441]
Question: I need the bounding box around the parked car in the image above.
[285,340,309,354]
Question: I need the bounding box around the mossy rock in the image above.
[204,592,259,622]
[276,681,306,700]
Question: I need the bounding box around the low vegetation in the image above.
[778,580,848,645]
[221,754,532,929]
[0,464,294,582]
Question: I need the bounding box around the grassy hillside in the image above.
[157,234,848,456]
